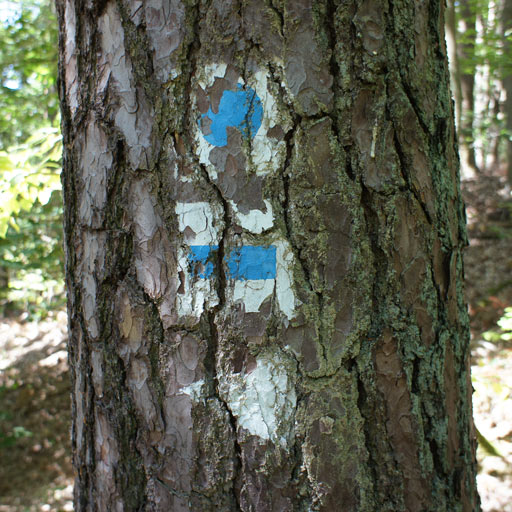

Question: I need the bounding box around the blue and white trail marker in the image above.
[199,84,263,147]
[195,66,284,179]
[183,65,298,319]
[187,245,277,281]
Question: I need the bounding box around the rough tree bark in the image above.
[57,0,479,510]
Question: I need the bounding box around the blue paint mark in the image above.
[226,246,276,281]
[200,84,263,147]
[188,245,218,278]
[186,245,277,280]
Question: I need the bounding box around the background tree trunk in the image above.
[458,0,480,175]
[57,0,479,510]
[446,0,463,133]
[501,0,512,184]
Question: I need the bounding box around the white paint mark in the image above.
[371,122,378,159]
[232,279,275,313]
[223,354,296,448]
[197,134,218,180]
[248,70,286,175]
[175,202,223,320]
[227,238,297,319]
[175,201,221,244]
[181,379,204,401]
[230,199,274,234]
[198,62,227,90]
[176,251,218,319]
[275,240,297,320]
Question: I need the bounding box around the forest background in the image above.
[0,0,511,510]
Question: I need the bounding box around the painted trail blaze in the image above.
[188,245,218,278]
[187,245,276,280]
[226,245,276,280]
[199,84,263,147]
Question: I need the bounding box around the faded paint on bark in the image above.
[57,0,479,510]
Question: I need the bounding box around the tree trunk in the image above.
[446,0,462,133]
[457,0,480,176]
[57,1,479,510]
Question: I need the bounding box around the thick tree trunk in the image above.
[57,1,479,510]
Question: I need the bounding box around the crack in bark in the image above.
[354,367,380,495]
[71,326,96,509]
[266,66,316,290]
[324,0,349,157]
[386,0,432,141]
[176,3,243,507]
[199,164,243,511]
[391,126,434,226]
[281,119,328,365]
[281,121,309,290]
[185,58,242,512]
[400,79,432,137]
[156,477,217,503]
[266,0,285,37]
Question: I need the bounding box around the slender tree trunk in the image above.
[57,1,479,510]
[458,0,480,175]
[502,0,512,183]
[446,0,462,132]
[0,265,9,310]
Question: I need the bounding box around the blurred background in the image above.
[0,0,511,510]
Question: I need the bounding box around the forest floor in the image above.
[463,173,512,512]
[0,311,73,511]
[0,177,512,510]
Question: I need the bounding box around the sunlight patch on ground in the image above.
[472,339,512,512]
[0,310,67,370]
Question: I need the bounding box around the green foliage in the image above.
[0,0,59,150]
[0,129,64,316]
[0,382,33,449]
[0,0,63,316]
[457,0,512,75]
[0,127,61,238]
[483,306,512,342]
[454,0,512,168]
